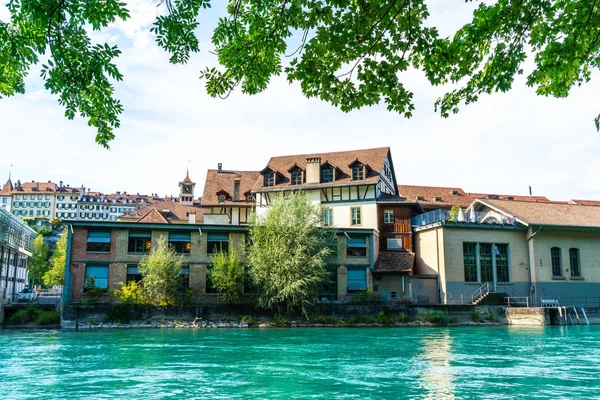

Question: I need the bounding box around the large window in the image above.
[347,269,367,292]
[323,209,333,227]
[569,248,581,277]
[321,168,334,183]
[126,264,142,284]
[86,230,111,252]
[462,242,510,283]
[208,233,229,254]
[291,170,303,185]
[463,243,477,282]
[351,207,362,226]
[384,209,394,224]
[128,231,151,253]
[169,232,191,254]
[551,247,562,277]
[347,235,367,257]
[85,264,109,289]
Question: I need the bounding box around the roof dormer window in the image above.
[417,196,424,201]
[264,173,275,187]
[352,165,364,181]
[435,197,443,202]
[218,195,226,203]
[291,170,303,185]
[452,190,460,196]
[321,168,334,183]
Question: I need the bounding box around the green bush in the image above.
[241,315,257,327]
[7,308,59,325]
[358,315,374,324]
[397,312,414,324]
[377,311,395,326]
[35,311,60,325]
[104,303,144,324]
[472,310,481,322]
[426,312,446,325]
[487,312,497,323]
[114,281,148,305]
[311,315,337,324]
[37,228,53,236]
[273,314,288,327]
[448,316,459,324]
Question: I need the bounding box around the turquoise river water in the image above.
[1,326,600,399]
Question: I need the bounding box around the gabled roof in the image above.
[0,179,12,195]
[475,199,600,228]
[253,147,391,192]
[398,185,471,208]
[120,201,207,224]
[202,169,260,206]
[137,208,170,224]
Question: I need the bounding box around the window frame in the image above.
[128,231,152,254]
[321,168,334,183]
[569,248,581,277]
[169,232,191,254]
[86,230,111,253]
[207,233,229,255]
[263,173,275,187]
[290,170,303,185]
[346,235,367,258]
[323,208,333,227]
[383,209,394,224]
[84,264,110,290]
[551,247,562,277]
[350,207,362,226]
[352,165,364,181]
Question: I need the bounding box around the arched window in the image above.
[569,248,581,277]
[550,247,562,277]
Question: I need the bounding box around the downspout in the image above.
[435,227,442,304]
[61,225,73,305]
[526,226,542,306]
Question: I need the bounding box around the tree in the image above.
[209,248,244,304]
[138,236,184,306]
[247,192,335,316]
[43,229,67,287]
[2,1,600,147]
[27,235,50,285]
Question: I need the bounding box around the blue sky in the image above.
[1,1,599,201]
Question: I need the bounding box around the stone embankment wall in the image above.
[505,307,549,325]
[62,304,508,330]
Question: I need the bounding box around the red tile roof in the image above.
[202,169,260,206]
[397,185,472,208]
[12,181,58,193]
[253,147,392,192]
[120,201,207,224]
[374,251,414,273]
[0,179,12,195]
[569,199,600,207]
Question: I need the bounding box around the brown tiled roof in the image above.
[397,185,472,208]
[374,251,414,273]
[468,193,549,202]
[478,199,600,228]
[12,181,58,193]
[202,169,260,206]
[120,201,207,224]
[182,173,194,184]
[252,147,391,192]
[569,199,600,207]
[0,179,12,195]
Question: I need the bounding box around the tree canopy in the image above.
[27,235,50,285]
[43,229,67,287]
[138,235,184,305]
[2,0,600,147]
[247,192,335,316]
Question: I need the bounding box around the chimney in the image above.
[116,191,121,196]
[233,178,241,201]
[529,186,532,196]
[305,157,321,184]
[218,163,222,173]
[35,182,39,191]
[188,211,196,224]
[59,181,63,188]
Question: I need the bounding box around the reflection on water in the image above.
[419,330,455,400]
[1,326,600,399]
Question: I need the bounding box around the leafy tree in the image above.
[83,276,105,305]
[247,192,335,316]
[114,281,149,305]
[138,236,184,306]
[27,235,50,285]
[2,1,600,146]
[209,248,244,304]
[43,229,67,287]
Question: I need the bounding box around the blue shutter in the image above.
[87,231,111,243]
[169,232,191,242]
[85,265,109,288]
[127,266,140,275]
[347,236,367,248]
[208,233,229,241]
[129,231,151,238]
[347,269,367,291]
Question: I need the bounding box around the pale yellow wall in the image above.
[440,227,529,284]
[532,231,600,283]
[415,228,441,276]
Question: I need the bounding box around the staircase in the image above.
[472,282,490,305]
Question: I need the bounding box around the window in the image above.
[179,266,190,292]
[551,247,562,276]
[218,195,226,203]
[291,170,303,185]
[126,265,142,284]
[45,195,50,200]
[347,269,367,292]
[57,196,64,201]
[208,232,229,254]
[169,232,191,254]
[86,230,111,252]
[1,198,6,203]
[321,168,334,183]
[205,266,218,293]
[352,166,364,181]
[85,264,109,289]
[569,248,581,277]
[264,173,275,187]
[480,243,493,282]
[247,195,255,203]
[128,231,152,253]
[15,195,20,200]
[495,244,509,282]
[323,209,333,227]
[463,243,477,282]
[384,209,394,224]
[37,195,42,200]
[351,207,361,226]
[347,235,367,257]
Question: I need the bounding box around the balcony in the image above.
[412,208,516,228]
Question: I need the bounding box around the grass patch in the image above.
[7,308,59,325]
[274,314,288,327]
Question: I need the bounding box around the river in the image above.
[1,326,599,399]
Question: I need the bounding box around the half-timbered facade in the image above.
[252,147,422,301]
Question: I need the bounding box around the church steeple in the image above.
[179,171,195,205]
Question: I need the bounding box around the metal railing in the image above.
[506,296,529,307]
[471,282,490,303]
[539,297,600,308]
[412,208,517,228]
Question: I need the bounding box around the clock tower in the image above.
[179,171,195,205]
